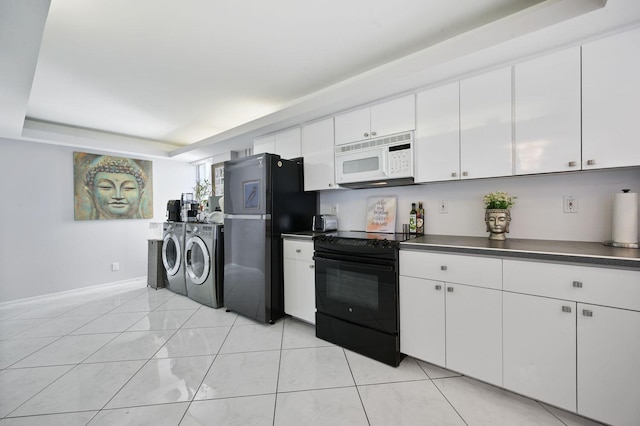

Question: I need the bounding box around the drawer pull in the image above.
[568,161,577,167]
[451,172,457,177]
[447,287,454,293]
[435,284,442,291]
[462,171,469,177]
[582,309,593,317]
[440,265,447,271]
[309,265,314,269]
[562,306,572,313]
[572,281,583,288]
[586,159,596,166]
[296,249,301,253]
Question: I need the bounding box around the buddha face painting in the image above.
[74,153,153,220]
[485,209,511,241]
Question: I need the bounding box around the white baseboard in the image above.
[0,277,148,307]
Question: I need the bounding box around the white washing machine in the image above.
[184,223,224,308]
[162,222,187,296]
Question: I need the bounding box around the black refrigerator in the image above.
[223,153,317,323]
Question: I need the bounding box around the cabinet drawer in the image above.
[400,251,502,290]
[503,259,640,311]
[283,240,314,262]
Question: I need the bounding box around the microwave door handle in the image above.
[381,149,389,177]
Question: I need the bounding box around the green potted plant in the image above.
[483,191,516,241]
[193,179,212,211]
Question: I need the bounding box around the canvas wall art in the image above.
[365,196,397,233]
[73,152,153,220]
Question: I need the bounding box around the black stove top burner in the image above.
[322,231,419,243]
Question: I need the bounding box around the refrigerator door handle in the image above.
[224,214,271,220]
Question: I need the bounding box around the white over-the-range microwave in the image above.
[335,132,414,189]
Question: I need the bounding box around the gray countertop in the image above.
[402,235,640,269]
[282,232,640,269]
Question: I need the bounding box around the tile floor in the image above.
[0,281,604,426]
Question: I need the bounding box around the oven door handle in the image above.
[314,255,396,272]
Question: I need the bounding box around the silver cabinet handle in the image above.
[435,284,442,290]
[440,265,447,271]
[586,159,596,166]
[582,309,593,317]
[447,287,454,292]
[451,172,457,177]
[462,171,468,177]
[572,281,583,288]
[568,161,577,167]
[296,249,301,253]
[309,264,314,269]
[364,132,369,137]
[328,183,333,187]
[562,306,572,313]
[371,131,377,136]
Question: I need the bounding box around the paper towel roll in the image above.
[612,190,638,244]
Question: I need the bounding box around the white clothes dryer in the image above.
[162,222,187,296]
[184,223,224,308]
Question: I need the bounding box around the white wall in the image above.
[319,168,640,243]
[0,137,195,302]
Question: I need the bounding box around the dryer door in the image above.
[162,234,182,276]
[185,237,210,285]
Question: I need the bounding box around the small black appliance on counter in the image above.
[166,200,181,222]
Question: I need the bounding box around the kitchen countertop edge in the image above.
[401,235,640,269]
[281,232,639,269]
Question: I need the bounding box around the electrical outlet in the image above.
[111,262,119,272]
[563,195,578,213]
[439,200,448,214]
[332,203,339,215]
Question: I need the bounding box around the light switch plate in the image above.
[563,195,578,213]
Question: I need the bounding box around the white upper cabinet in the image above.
[514,47,581,175]
[582,27,640,169]
[274,128,301,159]
[334,94,415,145]
[415,82,460,183]
[253,128,301,159]
[253,134,275,156]
[460,67,513,179]
[301,118,337,191]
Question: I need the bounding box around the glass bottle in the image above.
[409,203,417,234]
[417,201,425,234]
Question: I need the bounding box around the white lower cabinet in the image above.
[401,251,640,426]
[399,276,445,365]
[399,251,502,386]
[577,304,640,426]
[445,283,502,386]
[503,292,577,412]
[283,239,315,324]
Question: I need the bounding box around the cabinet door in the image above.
[514,47,581,174]
[370,94,415,138]
[301,118,337,191]
[334,107,370,145]
[415,83,460,182]
[295,260,316,324]
[446,284,502,386]
[503,293,576,411]
[582,28,640,169]
[460,67,513,179]
[577,304,640,426]
[253,135,275,155]
[275,128,301,159]
[399,276,445,366]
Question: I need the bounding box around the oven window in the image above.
[343,157,379,174]
[326,268,379,311]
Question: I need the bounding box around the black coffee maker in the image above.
[166,200,181,222]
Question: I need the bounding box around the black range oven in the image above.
[314,231,415,367]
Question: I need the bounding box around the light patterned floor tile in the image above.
[274,387,368,426]
[183,395,275,426]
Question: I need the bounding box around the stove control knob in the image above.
[327,235,335,243]
[371,239,379,246]
[382,239,390,248]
